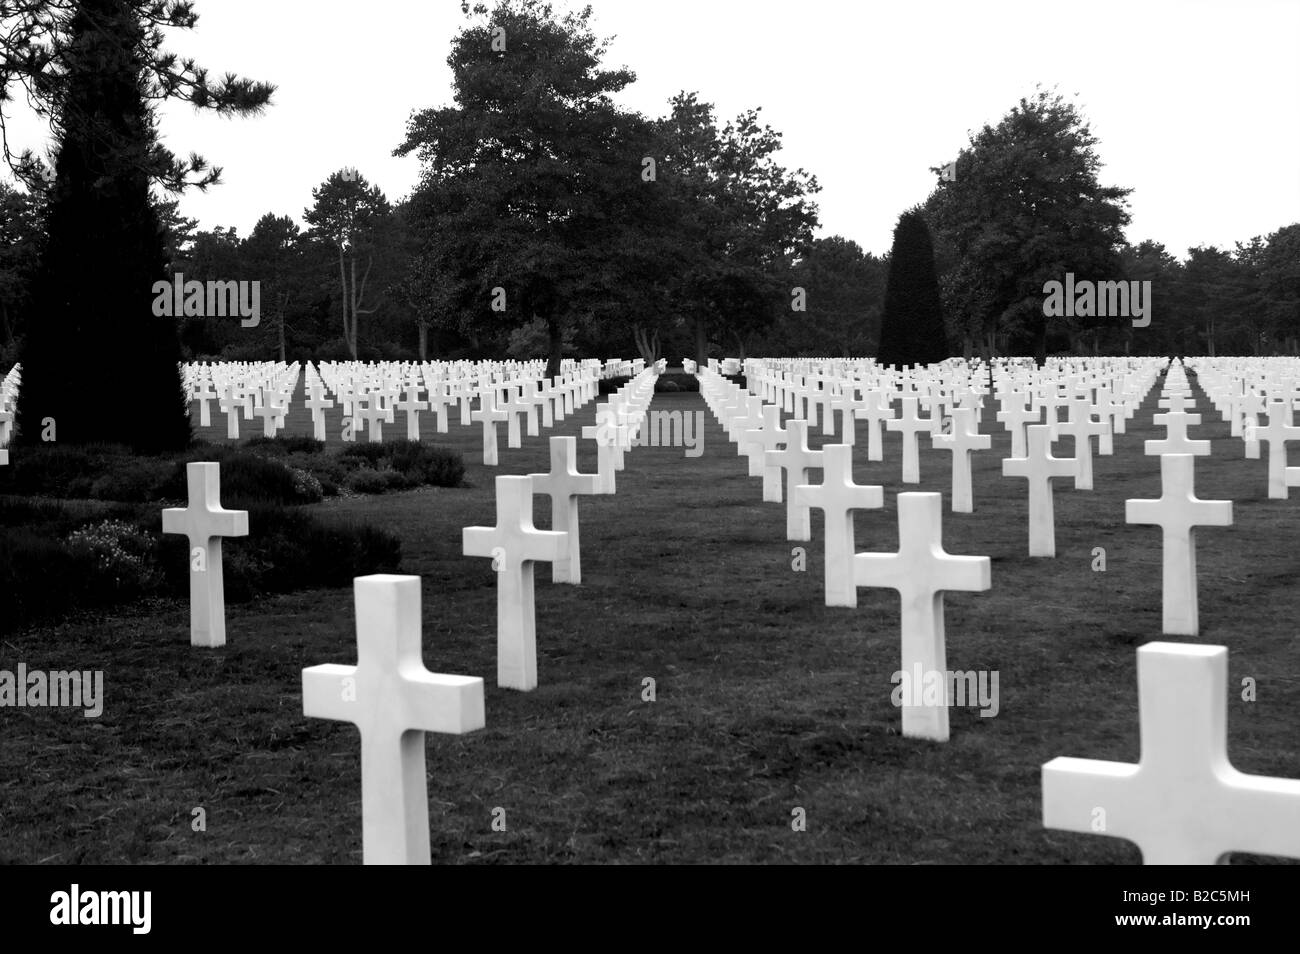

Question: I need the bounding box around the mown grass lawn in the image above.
[2,373,1297,863]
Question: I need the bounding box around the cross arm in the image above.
[303,663,361,723]
[400,672,486,735]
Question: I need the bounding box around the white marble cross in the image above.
[1125,453,1232,636]
[305,388,333,442]
[1056,396,1108,490]
[1043,642,1300,864]
[471,392,509,466]
[463,476,568,690]
[854,492,991,741]
[1239,390,1265,459]
[425,383,452,433]
[219,386,241,440]
[886,396,933,484]
[1093,386,1122,455]
[996,394,1040,459]
[1249,400,1300,499]
[743,404,787,502]
[194,378,216,427]
[302,574,485,865]
[1002,424,1075,557]
[503,386,527,449]
[854,393,895,463]
[581,404,620,493]
[793,443,883,607]
[1145,409,1210,457]
[932,406,991,513]
[396,385,427,441]
[253,401,281,438]
[528,436,604,584]
[516,382,541,438]
[162,462,249,648]
[765,418,824,541]
[359,392,388,443]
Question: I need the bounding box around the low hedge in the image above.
[0,497,403,632]
[0,437,465,504]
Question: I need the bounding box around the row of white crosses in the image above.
[1128,365,1233,637]
[0,363,18,449]
[742,361,992,504]
[754,358,1300,861]
[182,358,621,450]
[700,363,992,742]
[159,363,653,863]
[471,369,603,465]
[158,358,652,659]
[154,360,637,864]
[1192,356,1300,496]
[99,353,1300,863]
[1044,361,1300,863]
[462,365,660,691]
[187,361,300,438]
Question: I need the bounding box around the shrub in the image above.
[157,452,322,507]
[289,467,324,500]
[387,440,464,487]
[1,515,159,628]
[345,467,391,495]
[0,444,113,497]
[156,505,401,598]
[88,457,174,502]
[338,440,465,489]
[339,442,389,467]
[2,494,401,632]
[286,452,347,496]
[65,518,159,594]
[242,435,326,456]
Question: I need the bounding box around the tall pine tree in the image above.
[876,209,949,369]
[7,0,273,452]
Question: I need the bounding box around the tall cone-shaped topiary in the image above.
[876,208,949,370]
[16,0,190,453]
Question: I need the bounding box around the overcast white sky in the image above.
[4,0,1298,257]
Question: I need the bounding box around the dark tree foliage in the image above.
[877,209,949,369]
[16,1,188,450]
[8,0,272,451]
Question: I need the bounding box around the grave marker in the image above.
[463,476,569,690]
[793,444,883,607]
[1125,454,1232,636]
[302,575,485,865]
[1043,642,1300,865]
[1002,424,1075,557]
[854,492,991,741]
[528,436,604,584]
[161,462,249,648]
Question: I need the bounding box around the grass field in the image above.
[2,372,1298,864]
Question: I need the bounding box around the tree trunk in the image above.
[418,321,428,361]
[277,290,288,363]
[545,314,563,379]
[337,245,351,356]
[731,329,747,362]
[348,256,359,359]
[633,325,660,365]
[694,318,708,366]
